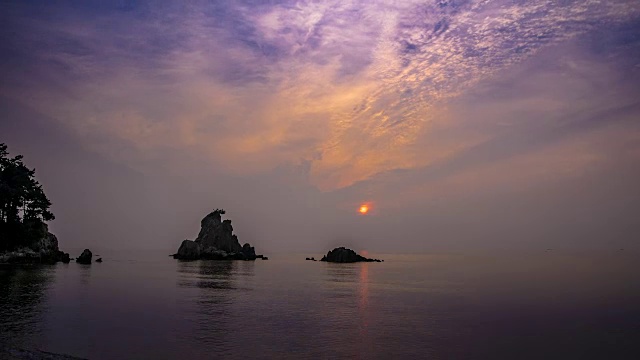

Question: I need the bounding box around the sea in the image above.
[1,250,639,359]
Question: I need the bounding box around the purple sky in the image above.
[1,0,640,253]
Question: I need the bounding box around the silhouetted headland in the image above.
[319,247,383,263]
[173,209,264,261]
[0,222,70,264]
[0,143,71,264]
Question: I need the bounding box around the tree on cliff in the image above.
[0,143,54,251]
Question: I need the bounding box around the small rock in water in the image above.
[96,258,103,262]
[76,249,92,264]
[320,247,383,263]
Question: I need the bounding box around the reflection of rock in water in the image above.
[325,263,359,284]
[177,260,235,290]
[0,265,54,349]
[176,260,255,356]
[77,263,92,286]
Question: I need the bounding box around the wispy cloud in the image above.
[1,0,639,191]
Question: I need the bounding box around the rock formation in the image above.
[241,243,256,260]
[196,212,242,253]
[176,239,201,260]
[76,249,92,264]
[173,209,262,261]
[0,223,70,264]
[320,247,383,263]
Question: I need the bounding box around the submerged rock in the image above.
[173,209,264,261]
[76,249,92,264]
[320,247,382,263]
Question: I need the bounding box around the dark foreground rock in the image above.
[0,347,87,359]
[0,224,70,264]
[320,247,383,263]
[76,249,92,264]
[173,209,264,261]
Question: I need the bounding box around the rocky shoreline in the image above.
[0,224,102,266]
[0,224,70,265]
[173,209,265,261]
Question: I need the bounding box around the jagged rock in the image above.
[195,212,242,253]
[76,249,92,264]
[58,251,71,263]
[174,240,201,260]
[320,247,382,263]
[37,231,59,254]
[43,232,70,263]
[96,258,103,263]
[174,209,264,261]
[242,243,256,260]
[44,250,70,264]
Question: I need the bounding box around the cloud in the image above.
[1,0,639,192]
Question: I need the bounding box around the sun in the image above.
[359,204,369,215]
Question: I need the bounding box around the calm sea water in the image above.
[1,250,639,359]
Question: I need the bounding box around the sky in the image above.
[1,0,639,253]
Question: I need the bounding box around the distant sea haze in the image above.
[2,250,639,359]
